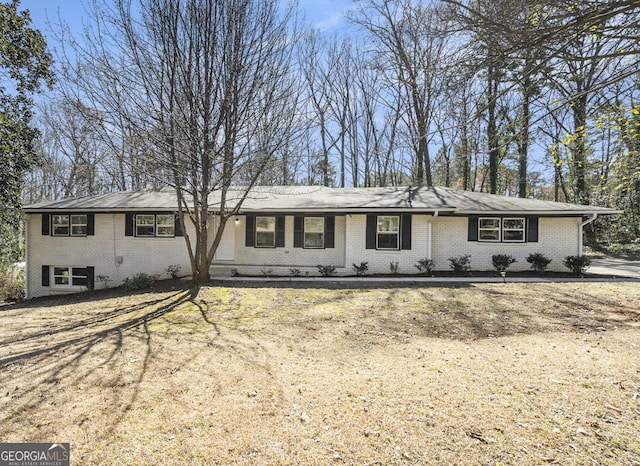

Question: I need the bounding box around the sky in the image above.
[20,0,355,47]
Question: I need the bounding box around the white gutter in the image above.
[426,211,439,260]
[579,213,598,256]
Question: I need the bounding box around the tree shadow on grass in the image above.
[359,285,640,342]
[0,285,213,440]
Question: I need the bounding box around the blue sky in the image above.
[20,0,355,46]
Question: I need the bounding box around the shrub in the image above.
[260,268,273,277]
[415,258,435,275]
[389,261,399,274]
[289,268,301,277]
[317,265,336,277]
[563,255,591,277]
[352,262,369,276]
[0,268,24,302]
[491,254,517,273]
[121,272,155,291]
[165,264,182,279]
[448,254,471,274]
[526,253,552,274]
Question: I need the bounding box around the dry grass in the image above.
[1,281,640,465]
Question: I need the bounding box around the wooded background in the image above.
[2,0,639,269]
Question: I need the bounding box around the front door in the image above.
[214,221,235,261]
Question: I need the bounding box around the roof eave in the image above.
[456,209,623,216]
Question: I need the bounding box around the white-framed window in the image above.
[136,214,156,237]
[156,214,175,237]
[377,215,399,250]
[52,215,70,236]
[304,217,324,248]
[255,216,276,247]
[135,214,175,237]
[477,217,526,242]
[53,266,89,287]
[479,218,501,241]
[502,218,525,242]
[52,214,88,236]
[70,215,88,236]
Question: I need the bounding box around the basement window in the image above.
[53,266,89,287]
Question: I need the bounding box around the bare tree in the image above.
[60,0,300,284]
[350,0,451,187]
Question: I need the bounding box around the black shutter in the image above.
[366,215,376,249]
[42,213,50,235]
[401,214,412,250]
[527,217,539,242]
[87,214,95,236]
[275,216,285,247]
[325,216,335,249]
[86,266,95,291]
[468,216,479,241]
[42,265,50,287]
[293,216,303,248]
[245,215,255,247]
[125,213,134,236]
[174,214,183,237]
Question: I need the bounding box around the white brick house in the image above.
[23,186,620,298]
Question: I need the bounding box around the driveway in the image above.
[589,256,640,278]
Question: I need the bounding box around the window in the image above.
[53,266,88,287]
[503,218,525,242]
[479,218,501,241]
[377,215,399,250]
[52,214,88,236]
[156,214,175,237]
[136,214,156,237]
[71,215,87,236]
[477,217,526,242]
[134,214,175,237]
[126,213,179,237]
[255,216,276,247]
[52,215,70,236]
[304,217,324,248]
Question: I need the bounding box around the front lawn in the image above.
[1,282,639,465]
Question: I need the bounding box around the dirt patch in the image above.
[1,282,639,465]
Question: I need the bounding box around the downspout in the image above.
[426,211,439,260]
[579,213,598,256]
[24,215,29,299]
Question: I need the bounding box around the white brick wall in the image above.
[432,216,580,272]
[26,213,194,298]
[343,214,433,275]
[220,215,346,276]
[26,212,583,297]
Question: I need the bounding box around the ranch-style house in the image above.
[23,185,620,298]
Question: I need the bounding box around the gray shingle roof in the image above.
[23,186,621,215]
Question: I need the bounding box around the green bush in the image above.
[165,264,182,278]
[415,258,435,275]
[526,253,552,274]
[121,273,155,291]
[317,265,336,277]
[491,254,517,273]
[448,254,471,274]
[389,262,399,274]
[0,268,24,302]
[352,262,369,276]
[563,255,591,277]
